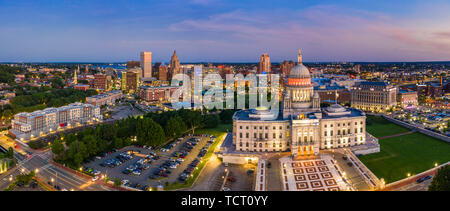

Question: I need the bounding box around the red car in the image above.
[227,177,236,182]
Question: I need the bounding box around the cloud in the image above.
[168,4,450,61]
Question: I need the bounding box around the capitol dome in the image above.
[289,63,311,79]
[286,50,312,86]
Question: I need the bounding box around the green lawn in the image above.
[359,132,450,183]
[366,115,411,138]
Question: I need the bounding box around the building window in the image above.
[273,133,276,139]
[259,143,263,148]
[338,130,341,135]
[246,142,249,147]
[246,133,249,138]
[239,133,242,138]
[324,131,327,136]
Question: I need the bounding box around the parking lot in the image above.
[83,134,215,191]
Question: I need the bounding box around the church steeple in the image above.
[297,49,302,64]
[74,66,78,84]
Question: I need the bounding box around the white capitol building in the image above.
[231,51,367,157]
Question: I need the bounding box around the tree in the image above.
[6,147,14,159]
[51,139,65,157]
[219,109,235,124]
[83,135,98,157]
[429,165,450,191]
[113,137,123,149]
[202,114,220,129]
[165,116,186,139]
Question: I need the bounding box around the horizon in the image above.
[1,0,450,62]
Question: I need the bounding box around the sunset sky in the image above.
[1,0,450,62]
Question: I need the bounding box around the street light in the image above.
[35,168,39,173]
[434,163,438,167]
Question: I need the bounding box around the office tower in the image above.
[158,65,168,81]
[280,60,295,76]
[121,70,140,94]
[140,51,152,78]
[258,53,271,74]
[169,50,181,79]
[93,74,112,91]
[126,61,140,69]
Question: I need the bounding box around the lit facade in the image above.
[140,51,152,78]
[351,81,397,112]
[86,90,123,106]
[9,103,102,141]
[232,51,366,156]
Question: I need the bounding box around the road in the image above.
[0,102,145,191]
[0,133,116,191]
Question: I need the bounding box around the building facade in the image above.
[92,74,112,91]
[397,90,418,108]
[232,51,366,156]
[121,70,140,94]
[9,103,102,141]
[350,81,397,112]
[138,86,179,102]
[86,90,123,107]
[169,50,181,79]
[258,53,271,74]
[140,51,152,78]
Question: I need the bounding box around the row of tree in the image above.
[52,109,231,168]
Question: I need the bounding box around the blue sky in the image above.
[1,0,450,62]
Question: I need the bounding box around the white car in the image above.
[121,180,129,185]
[222,187,231,191]
[92,176,99,181]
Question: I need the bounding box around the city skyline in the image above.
[1,0,450,62]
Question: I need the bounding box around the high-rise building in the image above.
[121,70,140,94]
[258,53,271,74]
[280,60,295,76]
[93,74,112,91]
[158,65,168,81]
[153,62,162,78]
[126,61,140,69]
[140,51,152,78]
[169,50,181,79]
